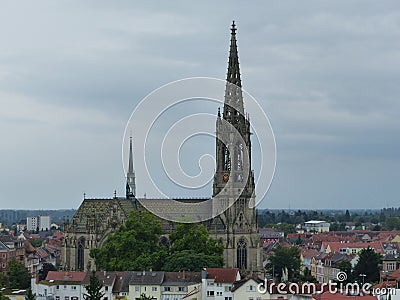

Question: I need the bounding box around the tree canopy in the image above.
[164,223,224,271]
[24,287,36,300]
[266,245,301,282]
[353,247,381,283]
[83,271,105,300]
[91,211,166,271]
[7,260,31,289]
[91,211,224,271]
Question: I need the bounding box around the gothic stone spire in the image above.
[224,20,244,118]
[214,21,253,194]
[126,136,136,198]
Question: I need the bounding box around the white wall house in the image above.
[304,220,330,233]
[201,268,240,300]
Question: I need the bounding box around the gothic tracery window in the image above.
[237,238,247,270]
[77,237,85,271]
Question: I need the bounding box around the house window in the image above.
[225,286,232,292]
[152,286,157,291]
[207,291,215,296]
[216,283,222,287]
[65,297,69,300]
[135,286,139,292]
[207,282,214,286]
[164,287,171,291]
[217,291,223,296]
[105,286,108,291]
[56,285,59,290]
[71,286,76,290]
[178,287,185,292]
[55,297,60,300]
[225,297,232,300]
[237,238,247,269]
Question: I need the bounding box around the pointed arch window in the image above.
[237,238,247,269]
[77,237,85,271]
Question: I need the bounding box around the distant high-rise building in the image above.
[26,215,51,231]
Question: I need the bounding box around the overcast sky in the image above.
[1,1,399,210]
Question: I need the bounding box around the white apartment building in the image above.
[26,216,51,231]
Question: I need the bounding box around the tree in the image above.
[338,260,353,283]
[164,250,223,271]
[91,210,167,271]
[299,267,317,283]
[353,247,381,284]
[266,245,301,282]
[83,271,105,300]
[25,287,36,300]
[38,263,57,281]
[138,294,153,300]
[0,272,8,288]
[0,292,9,300]
[164,223,224,271]
[275,223,296,236]
[7,260,31,289]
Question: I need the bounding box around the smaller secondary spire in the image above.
[126,136,136,198]
[128,136,134,174]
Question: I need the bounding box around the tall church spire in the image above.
[224,20,244,119]
[227,20,241,88]
[214,20,251,186]
[126,136,136,198]
[212,22,259,272]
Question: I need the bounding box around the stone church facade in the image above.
[61,22,262,273]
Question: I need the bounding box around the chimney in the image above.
[201,268,207,280]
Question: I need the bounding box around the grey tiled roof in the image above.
[129,271,164,285]
[162,272,202,286]
[0,241,9,251]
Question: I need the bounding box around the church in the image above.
[61,22,262,273]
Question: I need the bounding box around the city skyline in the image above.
[1,1,399,210]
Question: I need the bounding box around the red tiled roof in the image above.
[301,249,319,259]
[387,269,400,281]
[206,268,239,283]
[46,271,87,282]
[373,280,397,289]
[322,242,384,254]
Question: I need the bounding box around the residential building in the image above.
[128,271,164,300]
[231,277,265,300]
[33,271,86,300]
[161,271,201,300]
[304,221,330,233]
[201,268,240,300]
